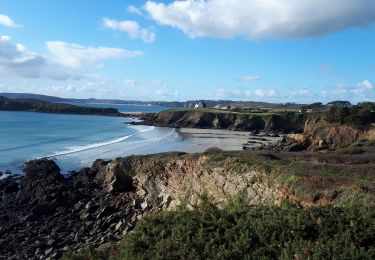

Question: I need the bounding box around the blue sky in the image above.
[0,0,375,103]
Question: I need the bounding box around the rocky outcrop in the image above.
[271,114,375,151]
[135,110,306,132]
[3,147,373,258]
[0,153,284,259]
[131,155,277,210]
[94,159,134,193]
[0,159,142,259]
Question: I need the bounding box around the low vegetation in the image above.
[64,195,375,259]
[62,148,375,259]
[327,102,375,127]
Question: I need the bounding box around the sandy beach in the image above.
[174,128,282,153]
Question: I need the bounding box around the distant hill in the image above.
[0,96,120,116]
[0,92,307,109]
[0,93,65,103]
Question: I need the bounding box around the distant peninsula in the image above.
[0,96,121,116]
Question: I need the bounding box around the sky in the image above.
[0,0,375,103]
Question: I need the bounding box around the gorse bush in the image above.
[63,195,375,260]
[116,197,375,259]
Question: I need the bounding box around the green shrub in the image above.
[116,199,375,259]
[327,103,375,127]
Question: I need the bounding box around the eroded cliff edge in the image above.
[2,149,375,258]
[134,109,306,132]
[134,109,375,150]
[282,114,375,151]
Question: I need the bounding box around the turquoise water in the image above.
[0,105,177,174]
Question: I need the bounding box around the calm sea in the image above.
[0,104,176,174]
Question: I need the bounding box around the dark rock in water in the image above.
[0,158,142,259]
[23,158,63,182]
[0,176,19,193]
[20,159,66,204]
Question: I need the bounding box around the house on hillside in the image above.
[194,102,207,108]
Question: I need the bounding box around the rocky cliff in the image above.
[136,110,306,132]
[282,115,375,150]
[1,148,374,258]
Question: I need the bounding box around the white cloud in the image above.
[237,75,261,82]
[127,5,143,16]
[121,79,179,100]
[357,80,373,90]
[290,89,314,98]
[214,87,277,99]
[155,89,179,99]
[46,41,144,68]
[145,0,375,40]
[102,18,156,43]
[0,36,81,80]
[321,80,374,100]
[1,79,110,99]
[0,14,22,28]
[254,88,277,98]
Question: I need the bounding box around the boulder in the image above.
[22,159,63,183]
[0,177,19,193]
[20,159,65,203]
[95,161,134,193]
[91,159,111,173]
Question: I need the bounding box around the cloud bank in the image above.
[0,36,144,81]
[0,36,80,80]
[46,41,143,68]
[145,0,375,40]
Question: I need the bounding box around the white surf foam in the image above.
[51,126,155,157]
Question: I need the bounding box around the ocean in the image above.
[0,104,178,174]
[0,103,271,175]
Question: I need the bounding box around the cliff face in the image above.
[2,150,374,258]
[87,153,279,211]
[138,110,375,149]
[140,110,306,132]
[90,150,375,209]
[284,115,372,150]
[0,96,120,116]
[131,155,277,209]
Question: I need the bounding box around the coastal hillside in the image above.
[0,96,120,116]
[1,149,375,258]
[137,104,375,150]
[283,104,375,150]
[0,92,307,109]
[137,109,307,132]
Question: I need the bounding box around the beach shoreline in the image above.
[0,125,282,176]
[174,127,283,153]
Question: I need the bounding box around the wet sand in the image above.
[174,128,282,153]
